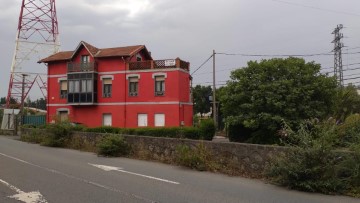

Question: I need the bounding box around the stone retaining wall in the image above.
[21,128,288,178]
[0,129,15,136]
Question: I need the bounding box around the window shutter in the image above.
[155,76,165,81]
[60,81,67,90]
[129,77,138,82]
[103,78,112,84]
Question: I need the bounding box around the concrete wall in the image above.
[21,129,287,178]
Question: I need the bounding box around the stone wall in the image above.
[0,129,15,136]
[21,129,287,178]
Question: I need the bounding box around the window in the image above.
[60,80,67,99]
[74,80,80,93]
[103,114,112,126]
[136,53,142,61]
[67,73,96,104]
[81,55,89,63]
[81,80,87,93]
[103,78,112,97]
[129,77,138,96]
[68,81,75,93]
[86,80,93,92]
[81,79,93,93]
[138,114,148,127]
[155,114,165,127]
[58,110,68,122]
[155,76,165,96]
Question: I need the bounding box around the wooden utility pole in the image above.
[212,50,217,129]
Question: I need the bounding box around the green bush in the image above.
[227,123,254,142]
[199,119,215,140]
[41,123,72,147]
[338,114,360,148]
[266,121,360,196]
[96,134,130,157]
[85,126,122,134]
[179,127,201,139]
[85,126,203,140]
[175,144,213,171]
[20,128,46,143]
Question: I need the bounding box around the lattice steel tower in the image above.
[6,0,60,107]
[332,24,344,86]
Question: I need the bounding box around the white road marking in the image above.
[0,152,156,203]
[0,179,47,203]
[89,163,180,185]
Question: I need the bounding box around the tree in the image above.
[332,85,360,122]
[220,57,337,143]
[0,97,5,105]
[192,85,212,117]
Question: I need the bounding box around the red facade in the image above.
[40,41,193,128]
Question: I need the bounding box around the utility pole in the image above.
[332,24,344,86]
[20,74,28,125]
[212,50,217,130]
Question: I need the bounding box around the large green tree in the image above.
[332,85,360,122]
[220,57,338,143]
[192,85,212,117]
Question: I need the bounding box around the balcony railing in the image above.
[67,62,98,73]
[128,58,190,71]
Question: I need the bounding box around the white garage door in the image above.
[138,114,148,127]
[155,114,165,127]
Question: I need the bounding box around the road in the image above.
[0,136,359,203]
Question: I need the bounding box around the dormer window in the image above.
[136,53,142,61]
[81,55,89,63]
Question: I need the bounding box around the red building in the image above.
[39,41,193,128]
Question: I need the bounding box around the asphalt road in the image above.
[0,136,359,203]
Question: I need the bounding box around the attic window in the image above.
[136,53,142,61]
[81,55,89,63]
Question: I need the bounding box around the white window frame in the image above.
[102,113,112,126]
[138,114,148,127]
[154,114,165,127]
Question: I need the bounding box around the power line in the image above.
[272,0,360,17]
[345,62,360,66]
[216,51,360,57]
[191,55,213,76]
[216,52,332,57]
[345,46,360,50]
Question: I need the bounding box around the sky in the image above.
[0,0,359,99]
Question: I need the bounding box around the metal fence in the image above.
[23,115,46,126]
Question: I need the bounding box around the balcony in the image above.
[67,62,98,73]
[128,58,190,71]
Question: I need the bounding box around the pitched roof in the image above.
[39,42,149,63]
[82,41,100,56]
[38,51,73,63]
[96,45,144,58]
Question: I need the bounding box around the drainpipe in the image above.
[122,56,126,128]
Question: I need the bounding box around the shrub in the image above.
[266,121,360,196]
[96,134,130,157]
[20,128,46,143]
[199,119,215,140]
[338,114,360,148]
[180,127,201,139]
[41,123,72,147]
[175,143,215,171]
[85,126,121,134]
[85,126,203,140]
[227,123,254,142]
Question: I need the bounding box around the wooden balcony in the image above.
[67,62,98,73]
[128,58,190,71]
